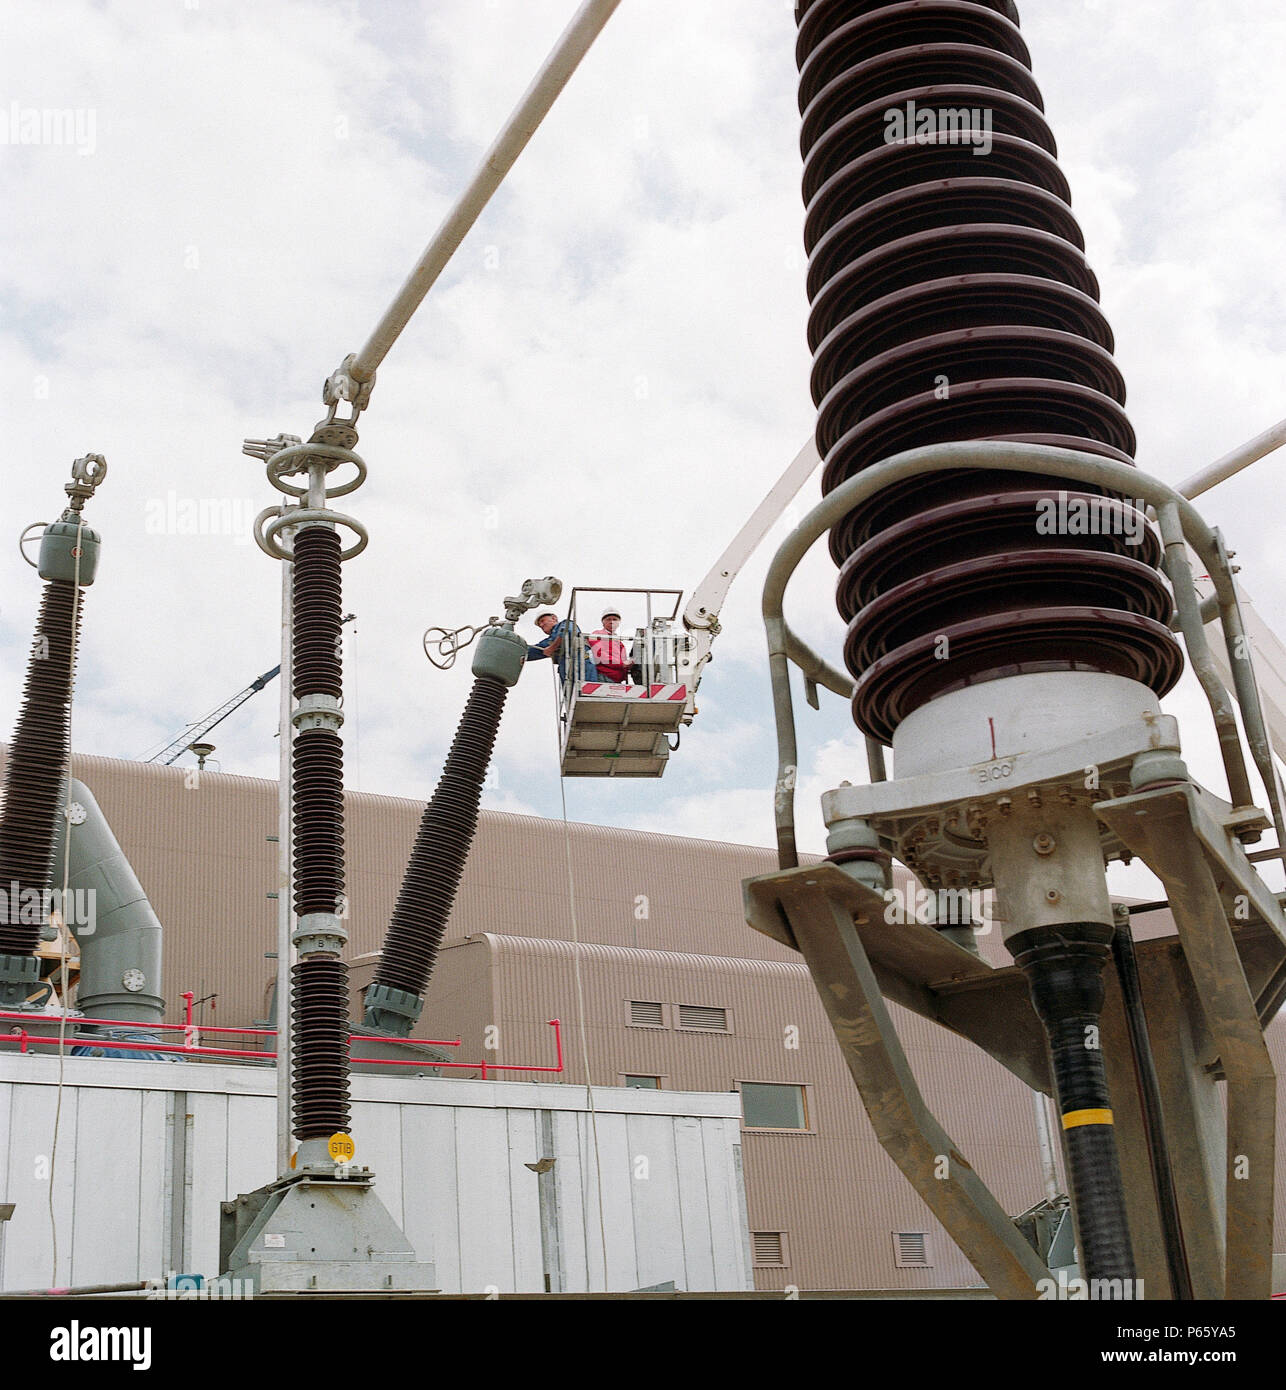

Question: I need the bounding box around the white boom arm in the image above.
[677,436,821,696]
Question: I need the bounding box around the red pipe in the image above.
[0,1009,278,1036]
[0,1010,466,1043]
[347,1035,462,1048]
[481,1018,563,1074]
[0,1014,564,1074]
[11,1034,276,1060]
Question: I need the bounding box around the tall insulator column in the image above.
[794,2,1173,1286]
[365,624,527,1037]
[0,457,105,1005]
[795,0,1181,743]
[289,524,351,1142]
[253,425,369,1167]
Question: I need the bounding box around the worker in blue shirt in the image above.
[527,612,598,684]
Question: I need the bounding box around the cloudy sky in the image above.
[3,0,1285,900]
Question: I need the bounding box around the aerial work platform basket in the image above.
[554,588,694,778]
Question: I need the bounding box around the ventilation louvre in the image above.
[628,999,665,1028]
[677,1004,729,1031]
[893,1231,931,1268]
[753,1231,787,1266]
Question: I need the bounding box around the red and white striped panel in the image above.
[578,683,687,701]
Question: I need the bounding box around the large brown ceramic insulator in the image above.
[287,523,349,1140]
[291,526,344,702]
[290,526,345,919]
[291,956,351,1138]
[292,729,344,919]
[372,675,508,1000]
[795,0,1182,745]
[0,581,82,954]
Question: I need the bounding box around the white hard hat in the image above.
[601,607,621,621]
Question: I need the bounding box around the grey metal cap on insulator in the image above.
[0,954,42,1008]
[362,982,424,1033]
[471,626,528,687]
[38,519,101,586]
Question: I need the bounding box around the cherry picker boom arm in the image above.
[677,437,821,698]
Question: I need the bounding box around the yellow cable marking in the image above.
[1063,1107,1113,1129]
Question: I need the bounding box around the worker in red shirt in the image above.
[590,608,632,684]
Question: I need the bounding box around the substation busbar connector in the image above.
[0,455,107,1010]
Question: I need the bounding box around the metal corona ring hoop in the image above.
[254,506,369,563]
[17,522,46,569]
[266,442,368,499]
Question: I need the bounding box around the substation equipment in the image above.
[743,0,1286,1300]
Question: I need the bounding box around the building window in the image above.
[623,1075,660,1089]
[752,1231,789,1267]
[892,1231,932,1269]
[740,1082,808,1130]
[627,1000,665,1028]
[676,1003,729,1032]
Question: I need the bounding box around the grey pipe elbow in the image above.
[51,778,164,1023]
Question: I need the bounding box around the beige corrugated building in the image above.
[6,747,1284,1292]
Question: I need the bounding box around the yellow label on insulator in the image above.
[1062,1108,1113,1129]
[327,1132,356,1162]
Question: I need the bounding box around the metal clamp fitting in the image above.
[363,983,424,1030]
[65,454,107,510]
[323,353,376,412]
[292,912,348,955]
[291,693,345,733]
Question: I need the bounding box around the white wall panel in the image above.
[0,1055,749,1294]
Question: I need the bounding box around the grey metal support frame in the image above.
[745,864,1048,1297]
[745,854,1284,1299]
[747,437,1284,1299]
[1096,783,1279,1300]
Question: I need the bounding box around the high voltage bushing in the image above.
[794,3,1149,1286]
[365,628,522,1035]
[0,458,104,981]
[252,427,369,1157]
[794,0,1182,745]
[288,525,350,1139]
[0,585,83,957]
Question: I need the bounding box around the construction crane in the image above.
[144,615,355,765]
